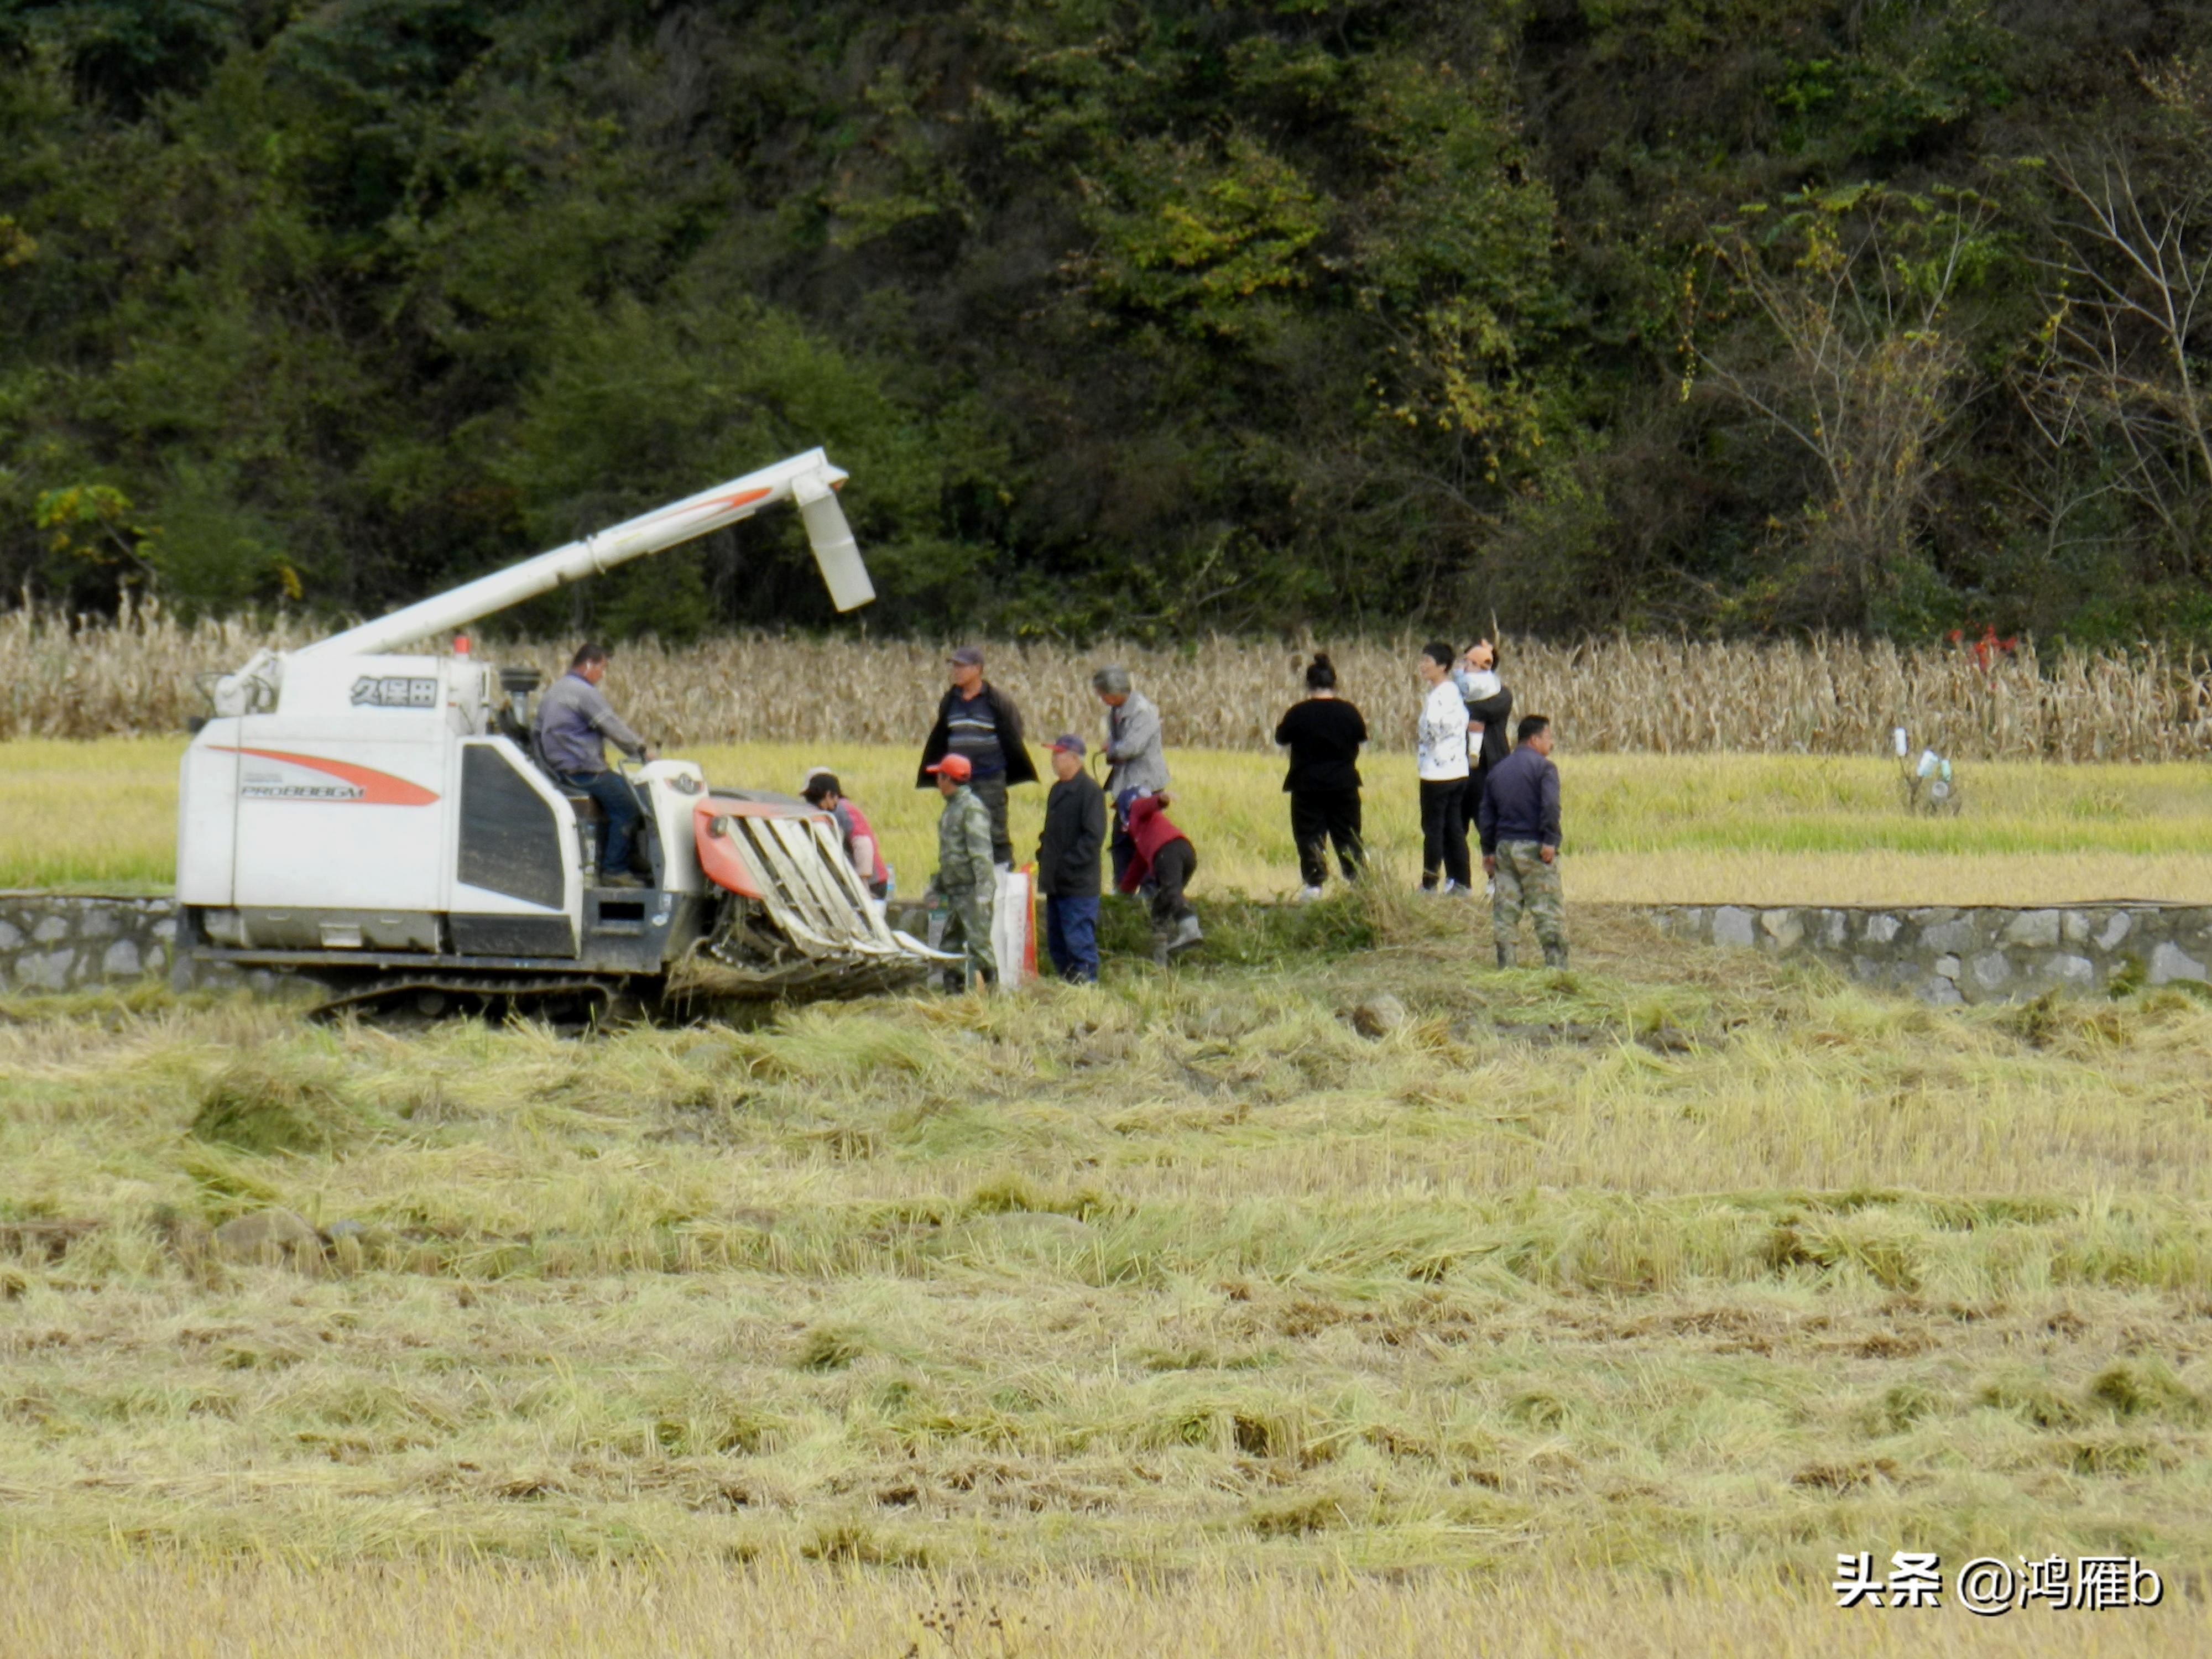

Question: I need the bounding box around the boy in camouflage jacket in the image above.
[925,753,997,988]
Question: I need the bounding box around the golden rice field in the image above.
[4,737,2209,905]
[6,601,2211,760]
[6,913,2212,1652]
[3,1553,2203,1657]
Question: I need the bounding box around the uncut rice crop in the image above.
[5,602,2209,760]
[11,742,2211,899]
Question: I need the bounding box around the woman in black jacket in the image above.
[1273,654,1368,899]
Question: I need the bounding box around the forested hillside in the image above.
[3,1,2209,643]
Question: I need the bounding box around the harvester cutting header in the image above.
[177,450,945,1017]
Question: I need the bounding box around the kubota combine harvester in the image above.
[175,450,946,1018]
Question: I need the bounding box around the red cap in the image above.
[926,754,973,782]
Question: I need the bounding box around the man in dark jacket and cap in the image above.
[1477,714,1566,969]
[917,645,1036,869]
[1035,734,1107,982]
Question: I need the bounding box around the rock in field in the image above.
[1350,995,1408,1039]
[213,1208,327,1275]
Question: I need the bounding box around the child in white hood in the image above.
[1453,644,1502,744]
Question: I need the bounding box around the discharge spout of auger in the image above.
[793,468,873,612]
[210,449,869,715]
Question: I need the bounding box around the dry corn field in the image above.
[7,602,2212,759]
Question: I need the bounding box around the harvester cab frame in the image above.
[175,449,948,1019]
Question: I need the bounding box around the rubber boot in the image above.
[1495,942,1517,969]
[1165,914,1204,956]
[1543,942,1569,969]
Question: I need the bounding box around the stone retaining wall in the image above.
[11,891,2210,1008]
[1644,903,2212,1004]
[0,893,178,992]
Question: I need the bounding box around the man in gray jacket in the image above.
[1094,664,1167,888]
[533,643,655,887]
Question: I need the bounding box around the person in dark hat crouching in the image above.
[1118,792,1202,964]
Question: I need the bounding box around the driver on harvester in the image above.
[534,641,657,888]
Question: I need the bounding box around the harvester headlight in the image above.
[708,814,734,839]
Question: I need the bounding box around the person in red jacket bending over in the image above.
[1118,792,1202,965]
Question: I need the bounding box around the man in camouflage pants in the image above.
[1477,715,1567,969]
[925,753,997,990]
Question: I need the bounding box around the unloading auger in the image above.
[176,450,947,1018]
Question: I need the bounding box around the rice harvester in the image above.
[175,450,947,1016]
